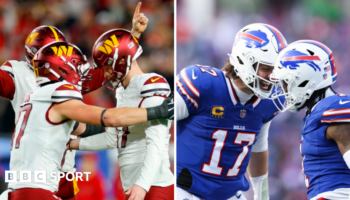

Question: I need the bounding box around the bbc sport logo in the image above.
[5,170,91,183]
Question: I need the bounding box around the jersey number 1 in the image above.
[11,104,32,150]
[201,130,256,177]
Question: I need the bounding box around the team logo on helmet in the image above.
[236,31,269,48]
[50,45,74,57]
[98,35,120,54]
[280,50,321,71]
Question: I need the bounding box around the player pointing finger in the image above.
[131,2,149,38]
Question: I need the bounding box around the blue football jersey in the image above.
[176,65,281,200]
[301,94,350,199]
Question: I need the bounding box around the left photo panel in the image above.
[0,0,174,200]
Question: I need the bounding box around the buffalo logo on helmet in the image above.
[280,50,321,71]
[236,30,270,48]
[98,35,119,54]
[50,45,74,57]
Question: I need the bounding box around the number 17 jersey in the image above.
[176,65,280,200]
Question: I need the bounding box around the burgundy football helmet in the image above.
[25,25,66,68]
[92,29,143,90]
[32,41,88,88]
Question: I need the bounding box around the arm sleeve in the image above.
[0,61,16,100]
[79,127,118,151]
[175,89,189,121]
[251,120,271,153]
[134,96,169,191]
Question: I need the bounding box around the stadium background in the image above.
[177,0,350,199]
[0,0,174,199]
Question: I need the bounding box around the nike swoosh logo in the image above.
[151,77,160,82]
[339,100,350,105]
[63,85,74,89]
[192,69,198,80]
[236,194,242,198]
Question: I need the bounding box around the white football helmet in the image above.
[228,23,288,99]
[270,40,337,112]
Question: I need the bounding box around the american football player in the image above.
[68,29,174,200]
[0,2,149,199]
[176,23,287,200]
[0,25,83,200]
[2,41,172,200]
[270,40,350,200]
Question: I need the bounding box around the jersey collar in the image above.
[224,72,261,108]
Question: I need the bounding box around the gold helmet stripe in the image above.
[48,26,59,41]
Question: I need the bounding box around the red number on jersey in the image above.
[11,104,33,150]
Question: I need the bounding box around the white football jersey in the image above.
[0,61,36,121]
[8,82,82,192]
[115,73,174,191]
[0,60,76,173]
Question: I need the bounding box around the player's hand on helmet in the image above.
[146,92,174,121]
[125,184,146,200]
[131,2,149,38]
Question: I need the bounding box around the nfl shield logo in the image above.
[240,109,246,118]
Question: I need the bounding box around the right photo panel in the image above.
[176,0,350,200]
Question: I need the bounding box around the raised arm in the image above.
[131,2,149,38]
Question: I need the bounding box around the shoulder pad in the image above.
[140,75,170,97]
[321,94,350,123]
[51,84,82,103]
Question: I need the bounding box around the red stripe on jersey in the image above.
[228,79,239,103]
[322,112,350,117]
[0,69,15,100]
[55,84,80,92]
[323,108,350,116]
[138,95,166,108]
[1,61,13,68]
[181,70,199,98]
[144,76,167,85]
[176,77,198,109]
[321,118,350,122]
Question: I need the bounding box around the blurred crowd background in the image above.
[0,0,174,199]
[177,0,350,199]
